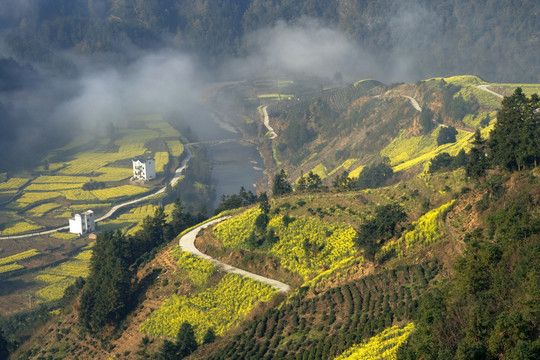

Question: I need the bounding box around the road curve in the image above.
[0,146,193,240]
[179,216,291,293]
[477,84,504,99]
[261,106,277,139]
[401,95,422,112]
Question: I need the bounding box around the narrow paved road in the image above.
[179,216,291,293]
[401,95,422,112]
[0,146,193,240]
[477,84,504,99]
[262,106,277,139]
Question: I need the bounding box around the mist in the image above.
[222,11,444,83]
[57,50,204,128]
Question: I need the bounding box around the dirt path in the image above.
[179,217,291,293]
[0,147,193,240]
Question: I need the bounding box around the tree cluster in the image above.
[79,202,202,333]
[297,171,323,192]
[436,126,458,146]
[356,204,407,262]
[428,149,467,173]
[214,186,258,215]
[157,322,199,360]
[488,88,540,171]
[466,88,540,179]
[398,196,540,359]
[356,160,394,190]
[272,169,293,196]
[247,193,280,249]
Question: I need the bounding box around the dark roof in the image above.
[132,156,154,162]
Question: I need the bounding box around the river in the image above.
[192,113,265,208]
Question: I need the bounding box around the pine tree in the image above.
[0,329,9,360]
[79,231,133,332]
[297,172,307,192]
[466,130,488,179]
[177,322,198,358]
[489,88,540,171]
[272,169,292,196]
[203,327,216,344]
[419,107,434,134]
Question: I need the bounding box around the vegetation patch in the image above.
[268,215,358,279]
[28,203,62,216]
[140,273,277,342]
[0,221,43,236]
[91,185,149,201]
[0,178,30,190]
[378,200,455,261]
[0,249,40,265]
[166,140,184,157]
[0,263,24,274]
[170,246,216,287]
[381,128,472,172]
[335,323,415,360]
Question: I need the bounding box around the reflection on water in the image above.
[207,141,264,208]
[193,114,265,209]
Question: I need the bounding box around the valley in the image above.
[0,74,539,360]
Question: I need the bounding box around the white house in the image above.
[69,210,95,235]
[132,156,156,181]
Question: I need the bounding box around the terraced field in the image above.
[140,273,278,342]
[0,119,184,235]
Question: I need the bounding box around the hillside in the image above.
[1,77,539,360]
[1,0,538,83]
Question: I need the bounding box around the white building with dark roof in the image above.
[132,156,156,181]
[69,210,95,235]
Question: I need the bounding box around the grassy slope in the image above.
[7,77,540,359]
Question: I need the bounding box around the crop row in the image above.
[0,263,24,274]
[48,232,79,240]
[92,167,133,182]
[208,262,439,360]
[35,278,77,303]
[0,249,40,265]
[91,185,149,201]
[377,200,455,261]
[40,259,90,278]
[28,203,62,216]
[32,175,91,183]
[170,246,216,287]
[147,122,181,137]
[381,129,472,173]
[99,204,160,235]
[328,158,361,177]
[334,322,415,360]
[154,152,169,173]
[25,183,82,191]
[213,207,263,249]
[166,140,184,157]
[140,273,277,343]
[34,251,92,302]
[0,221,43,236]
[114,129,160,146]
[0,178,30,190]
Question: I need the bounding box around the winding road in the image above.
[0,147,193,240]
[178,216,291,293]
[262,106,277,139]
[477,84,504,99]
